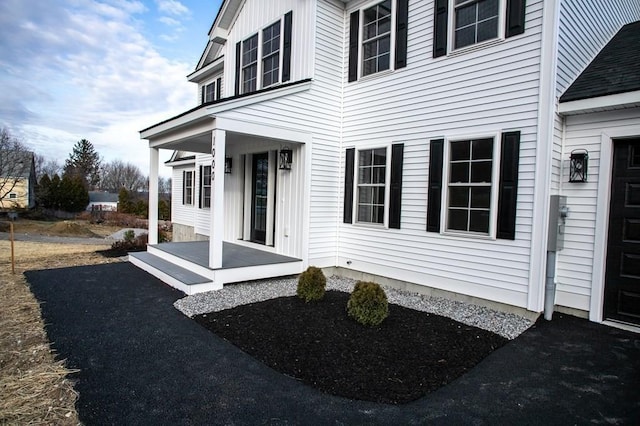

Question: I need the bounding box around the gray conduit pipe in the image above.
[544,251,557,321]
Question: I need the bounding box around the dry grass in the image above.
[9,219,122,238]
[0,239,123,425]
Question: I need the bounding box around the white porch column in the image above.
[209,129,226,268]
[148,146,159,245]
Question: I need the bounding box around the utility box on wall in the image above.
[548,195,568,251]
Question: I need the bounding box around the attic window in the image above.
[201,82,215,103]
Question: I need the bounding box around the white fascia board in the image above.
[188,56,224,82]
[210,27,228,44]
[140,108,213,140]
[206,80,312,115]
[559,91,640,115]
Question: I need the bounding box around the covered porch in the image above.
[129,241,303,295]
[136,89,312,294]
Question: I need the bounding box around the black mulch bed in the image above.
[194,290,507,404]
[96,247,145,257]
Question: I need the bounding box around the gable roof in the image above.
[560,20,640,103]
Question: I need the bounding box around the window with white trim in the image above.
[357,148,387,224]
[362,0,392,76]
[9,193,17,199]
[201,82,215,103]
[453,0,500,49]
[262,21,281,88]
[446,138,493,234]
[200,165,211,208]
[242,34,258,93]
[183,171,193,205]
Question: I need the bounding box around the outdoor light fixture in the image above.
[279,147,293,170]
[224,157,232,174]
[569,149,588,183]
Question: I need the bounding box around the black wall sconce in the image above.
[224,157,232,174]
[279,147,293,170]
[569,149,588,183]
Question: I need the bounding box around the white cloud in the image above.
[155,0,189,17]
[0,0,195,177]
[159,16,180,26]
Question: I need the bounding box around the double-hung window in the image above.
[236,12,292,95]
[362,0,392,76]
[242,34,259,93]
[183,170,193,205]
[200,165,211,208]
[453,0,500,49]
[432,0,526,58]
[262,21,281,88]
[447,138,493,234]
[357,148,387,224]
[201,82,215,103]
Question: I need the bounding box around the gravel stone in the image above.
[174,275,533,339]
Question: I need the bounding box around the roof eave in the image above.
[558,90,640,115]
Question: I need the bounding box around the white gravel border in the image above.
[174,276,534,339]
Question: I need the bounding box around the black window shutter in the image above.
[395,0,409,69]
[497,131,521,240]
[282,11,293,82]
[427,139,444,232]
[235,42,241,96]
[201,86,205,104]
[216,77,221,100]
[348,11,359,82]
[433,0,448,58]
[389,143,404,229]
[182,170,187,205]
[344,148,355,223]
[505,0,526,38]
[198,165,203,208]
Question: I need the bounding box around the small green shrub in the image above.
[296,266,326,302]
[347,281,389,326]
[123,229,136,243]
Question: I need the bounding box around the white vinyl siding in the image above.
[225,0,315,98]
[171,165,195,227]
[556,108,640,312]
[338,0,543,308]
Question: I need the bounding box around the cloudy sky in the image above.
[0,0,223,177]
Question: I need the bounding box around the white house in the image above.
[133,0,640,327]
[87,191,119,212]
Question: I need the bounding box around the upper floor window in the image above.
[242,34,259,93]
[453,0,499,49]
[235,11,292,96]
[262,21,281,87]
[202,82,215,103]
[200,165,211,208]
[183,170,193,205]
[348,0,408,82]
[432,0,526,58]
[362,0,392,76]
[357,148,387,224]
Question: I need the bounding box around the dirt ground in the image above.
[0,238,123,425]
[7,218,122,238]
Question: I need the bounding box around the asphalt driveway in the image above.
[26,263,640,425]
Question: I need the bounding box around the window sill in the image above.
[440,230,496,241]
[445,37,503,58]
[352,221,387,230]
[356,68,395,83]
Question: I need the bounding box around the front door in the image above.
[251,152,269,244]
[604,138,640,325]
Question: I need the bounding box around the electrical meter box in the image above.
[548,195,568,251]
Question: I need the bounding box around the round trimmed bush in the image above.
[296,266,326,302]
[347,281,389,326]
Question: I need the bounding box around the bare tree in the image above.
[0,127,33,205]
[100,159,146,193]
[159,176,172,195]
[34,153,62,179]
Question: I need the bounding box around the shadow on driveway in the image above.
[26,263,640,425]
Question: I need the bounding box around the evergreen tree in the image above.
[36,174,52,207]
[59,175,89,212]
[64,139,101,189]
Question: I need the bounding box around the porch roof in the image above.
[139,79,312,140]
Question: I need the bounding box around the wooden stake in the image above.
[10,222,15,274]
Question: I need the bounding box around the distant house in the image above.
[87,191,119,212]
[134,0,640,327]
[0,151,36,210]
